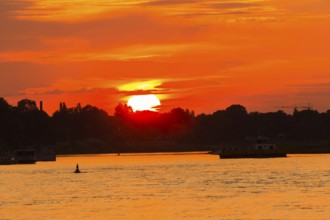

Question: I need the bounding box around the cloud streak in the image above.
[141,0,201,6]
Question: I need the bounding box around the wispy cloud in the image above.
[207,2,259,9]
[287,82,330,88]
[2,0,279,22]
[141,0,200,6]
[0,1,34,18]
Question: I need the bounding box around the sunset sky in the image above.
[1,0,330,115]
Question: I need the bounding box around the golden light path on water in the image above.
[1,153,330,219]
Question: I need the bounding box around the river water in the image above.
[1,153,329,219]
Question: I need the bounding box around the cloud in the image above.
[274,0,330,14]
[0,1,33,18]
[3,0,135,21]
[0,42,209,63]
[208,2,259,9]
[0,9,204,57]
[141,0,201,6]
[118,80,163,92]
[287,82,330,88]
[18,88,65,96]
[18,86,123,96]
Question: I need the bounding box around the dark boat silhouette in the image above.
[218,137,287,159]
[14,150,37,164]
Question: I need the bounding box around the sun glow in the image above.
[127,94,161,112]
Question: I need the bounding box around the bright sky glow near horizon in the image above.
[1,0,330,115]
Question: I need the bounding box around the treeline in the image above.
[1,97,330,154]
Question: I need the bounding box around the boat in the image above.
[218,137,287,159]
[14,149,37,164]
[37,146,56,161]
[0,151,14,165]
[0,157,14,165]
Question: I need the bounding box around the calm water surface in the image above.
[1,153,329,219]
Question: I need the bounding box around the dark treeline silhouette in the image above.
[0,97,330,154]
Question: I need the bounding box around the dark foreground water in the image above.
[1,153,329,219]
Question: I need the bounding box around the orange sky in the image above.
[1,0,330,115]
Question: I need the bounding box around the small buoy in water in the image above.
[74,164,81,173]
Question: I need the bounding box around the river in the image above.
[1,153,329,219]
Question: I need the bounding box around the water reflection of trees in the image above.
[1,98,330,154]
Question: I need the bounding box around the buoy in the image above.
[74,163,81,173]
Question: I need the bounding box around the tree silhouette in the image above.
[17,99,38,112]
[1,97,330,154]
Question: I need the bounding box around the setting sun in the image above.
[127,94,161,112]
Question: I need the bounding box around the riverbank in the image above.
[277,140,330,154]
[53,139,330,155]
